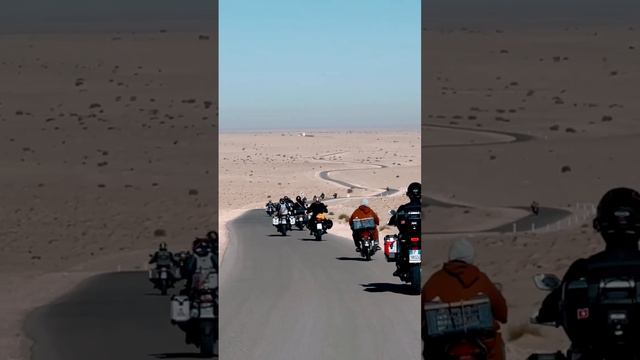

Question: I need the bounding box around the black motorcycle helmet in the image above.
[593,187,640,245]
[207,231,218,242]
[407,182,421,200]
[192,238,211,256]
[296,195,302,202]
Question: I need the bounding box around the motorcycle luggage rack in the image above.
[352,217,376,230]
[424,297,494,338]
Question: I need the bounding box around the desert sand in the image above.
[219,130,420,259]
[423,23,640,358]
[0,31,216,358]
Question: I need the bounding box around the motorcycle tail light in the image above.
[410,237,420,243]
[449,342,482,358]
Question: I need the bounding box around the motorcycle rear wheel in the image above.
[199,320,215,357]
[160,279,168,295]
[409,266,421,295]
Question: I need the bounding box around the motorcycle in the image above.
[171,270,218,357]
[528,272,640,360]
[294,212,306,230]
[423,296,496,360]
[272,213,292,236]
[148,261,179,295]
[266,203,277,216]
[310,213,332,241]
[174,251,191,279]
[389,209,421,294]
[352,217,378,261]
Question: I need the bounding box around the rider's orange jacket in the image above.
[422,261,507,325]
[422,261,508,360]
[349,205,380,240]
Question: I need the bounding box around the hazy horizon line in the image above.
[219,124,420,134]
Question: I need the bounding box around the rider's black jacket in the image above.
[293,202,306,214]
[388,198,421,234]
[537,244,640,324]
[307,202,328,217]
[149,250,177,265]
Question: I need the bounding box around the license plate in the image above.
[199,303,215,318]
[272,218,279,225]
[364,241,370,247]
[160,271,167,279]
[199,307,215,319]
[316,223,323,230]
[409,249,421,263]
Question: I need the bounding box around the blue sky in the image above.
[220,0,420,130]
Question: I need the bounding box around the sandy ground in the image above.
[423,23,640,358]
[219,131,420,259]
[0,32,216,358]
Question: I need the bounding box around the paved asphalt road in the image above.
[423,123,535,148]
[25,271,215,360]
[220,209,421,360]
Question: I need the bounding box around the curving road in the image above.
[422,123,573,234]
[423,123,535,148]
[318,164,400,197]
[25,272,215,360]
[314,125,571,235]
[220,209,420,360]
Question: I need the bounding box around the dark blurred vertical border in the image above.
[420,1,427,358]
[419,1,640,359]
[9,0,220,359]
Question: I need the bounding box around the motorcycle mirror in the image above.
[533,273,561,291]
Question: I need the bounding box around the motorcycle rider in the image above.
[293,196,307,218]
[422,239,508,360]
[307,198,329,233]
[349,198,380,252]
[182,237,218,291]
[276,198,290,214]
[180,235,219,345]
[283,196,294,208]
[531,200,540,216]
[535,187,640,356]
[389,182,422,277]
[149,242,178,267]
